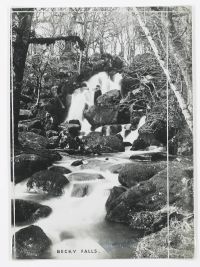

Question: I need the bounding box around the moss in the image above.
[134,218,194,258]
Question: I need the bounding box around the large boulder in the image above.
[84,105,119,128]
[83,132,125,153]
[106,162,193,224]
[27,170,69,196]
[118,162,167,188]
[131,137,149,151]
[96,89,121,106]
[13,225,52,259]
[11,199,52,225]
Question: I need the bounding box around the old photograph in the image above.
[10,6,194,259]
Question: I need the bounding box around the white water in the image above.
[65,72,123,134]
[121,115,146,143]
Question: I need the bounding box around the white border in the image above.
[1,0,200,267]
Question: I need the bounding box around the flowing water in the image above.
[65,71,123,134]
[13,72,162,259]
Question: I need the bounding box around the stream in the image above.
[13,146,162,259]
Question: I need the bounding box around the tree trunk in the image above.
[133,7,193,133]
[165,11,192,114]
[12,10,34,144]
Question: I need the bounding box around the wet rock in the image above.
[19,132,50,150]
[13,225,52,259]
[14,153,50,183]
[49,165,71,174]
[96,89,121,106]
[118,162,167,187]
[129,154,151,161]
[131,137,149,151]
[71,184,89,197]
[68,172,104,182]
[19,109,33,120]
[27,170,69,196]
[71,159,83,166]
[46,130,59,138]
[83,132,125,153]
[11,199,52,225]
[108,163,126,174]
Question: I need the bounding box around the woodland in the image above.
[11,7,194,259]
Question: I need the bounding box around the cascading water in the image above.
[120,115,146,143]
[65,72,123,134]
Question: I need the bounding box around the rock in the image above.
[68,172,104,182]
[102,124,122,136]
[19,132,50,150]
[129,152,176,161]
[108,163,126,173]
[49,166,71,174]
[59,131,79,149]
[84,105,119,128]
[131,137,149,151]
[46,130,59,138]
[106,162,193,223]
[19,109,33,120]
[71,159,83,166]
[118,162,167,187]
[11,199,52,225]
[83,132,125,153]
[129,154,151,161]
[96,89,121,106]
[67,123,81,137]
[27,170,69,196]
[14,154,50,183]
[105,186,127,213]
[47,136,60,149]
[13,225,52,259]
[71,184,89,197]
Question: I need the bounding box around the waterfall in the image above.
[65,72,122,134]
[121,116,146,144]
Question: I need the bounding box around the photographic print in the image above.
[10,6,194,259]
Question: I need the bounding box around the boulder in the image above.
[71,184,89,197]
[19,132,50,150]
[96,89,121,106]
[11,199,52,225]
[71,159,83,166]
[68,172,104,182]
[118,161,167,188]
[49,166,71,174]
[84,105,119,128]
[13,225,52,259]
[83,132,125,153]
[106,162,193,223]
[27,170,69,196]
[131,137,149,151]
[14,154,50,184]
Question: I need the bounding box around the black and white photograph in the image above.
[10,5,195,260]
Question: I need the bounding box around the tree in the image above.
[133,7,193,133]
[12,9,34,144]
